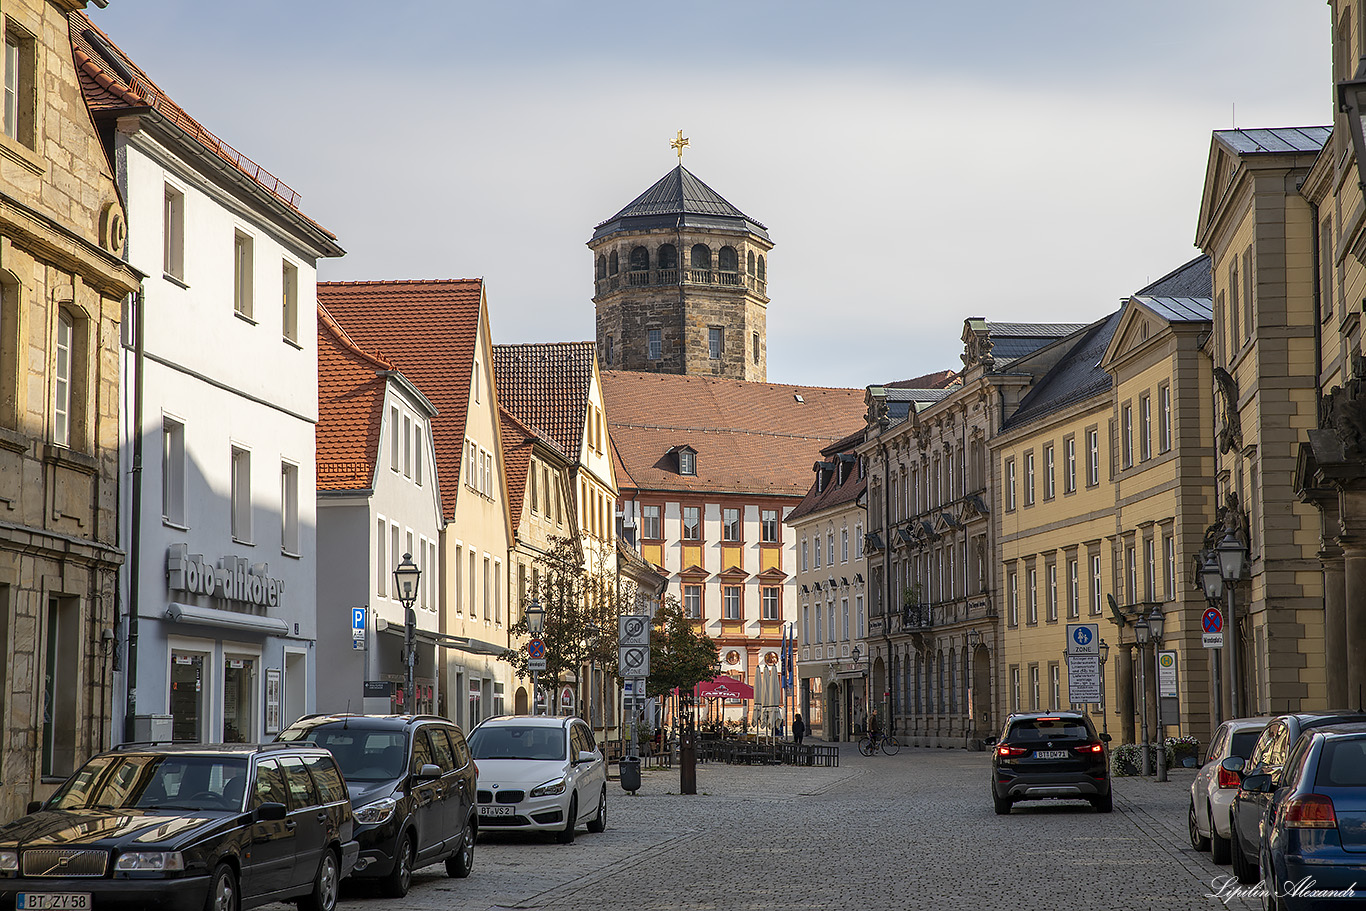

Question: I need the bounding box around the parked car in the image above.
[1225,711,1366,885]
[986,711,1112,814]
[278,714,477,897]
[0,742,356,911]
[1189,716,1272,863]
[466,715,607,843]
[1238,722,1366,910]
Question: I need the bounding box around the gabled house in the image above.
[315,306,443,715]
[74,11,343,750]
[317,280,514,728]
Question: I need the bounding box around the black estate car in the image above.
[988,711,1112,814]
[278,714,477,898]
[0,742,357,911]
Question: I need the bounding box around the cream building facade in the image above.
[0,0,139,818]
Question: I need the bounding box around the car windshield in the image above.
[283,726,409,781]
[47,754,250,812]
[1007,718,1091,741]
[1230,730,1264,759]
[1316,737,1366,787]
[468,725,566,761]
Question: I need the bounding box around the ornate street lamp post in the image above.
[1216,529,1248,718]
[392,553,422,715]
[1134,614,1151,776]
[526,600,544,716]
[1149,605,1167,783]
[1199,550,1226,725]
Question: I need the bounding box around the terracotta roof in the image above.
[316,306,394,492]
[317,280,484,519]
[601,371,866,497]
[885,369,958,390]
[785,439,867,525]
[499,409,537,529]
[493,342,595,461]
[70,11,338,244]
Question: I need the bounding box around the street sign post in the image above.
[619,645,649,677]
[1066,623,1099,656]
[1065,623,1101,704]
[1202,606,1224,648]
[352,607,366,650]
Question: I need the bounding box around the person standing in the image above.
[792,713,806,746]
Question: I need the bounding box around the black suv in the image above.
[0,742,356,911]
[988,711,1112,814]
[278,714,476,898]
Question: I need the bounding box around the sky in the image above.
[90,1,1330,389]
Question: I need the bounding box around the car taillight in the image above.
[1217,766,1242,789]
[1284,794,1337,829]
[1073,742,1104,754]
[996,744,1028,758]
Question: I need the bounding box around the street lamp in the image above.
[526,600,544,716]
[393,553,422,715]
[1198,549,1226,725]
[1098,639,1110,736]
[585,622,600,733]
[1216,529,1248,718]
[1148,605,1167,783]
[1134,614,1151,776]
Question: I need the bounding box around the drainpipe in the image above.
[123,288,144,744]
[1309,197,1324,424]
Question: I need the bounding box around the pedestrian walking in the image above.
[792,713,806,746]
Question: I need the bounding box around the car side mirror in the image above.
[576,750,596,764]
[1220,756,1245,776]
[255,802,287,822]
[26,800,43,815]
[1240,773,1274,794]
[416,763,442,780]
[1099,733,1112,743]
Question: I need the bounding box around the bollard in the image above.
[619,756,641,794]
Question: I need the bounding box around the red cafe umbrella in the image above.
[697,675,755,701]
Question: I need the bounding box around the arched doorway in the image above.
[972,644,992,738]
[514,686,529,715]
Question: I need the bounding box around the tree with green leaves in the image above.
[645,595,719,700]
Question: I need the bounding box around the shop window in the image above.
[42,597,80,778]
[223,656,255,742]
[170,651,207,743]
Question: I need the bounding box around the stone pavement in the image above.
[289,745,1262,911]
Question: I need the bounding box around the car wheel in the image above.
[383,831,414,898]
[992,790,1012,815]
[1210,805,1232,864]
[1091,792,1113,813]
[587,787,607,833]
[298,849,339,911]
[446,815,475,878]
[1231,827,1258,885]
[556,796,578,844]
[1189,798,1210,851]
[204,863,239,911]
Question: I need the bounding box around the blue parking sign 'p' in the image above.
[353,607,366,630]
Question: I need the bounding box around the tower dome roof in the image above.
[591,165,769,243]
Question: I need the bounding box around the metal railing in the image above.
[596,269,755,296]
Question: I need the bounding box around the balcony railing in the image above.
[596,269,762,296]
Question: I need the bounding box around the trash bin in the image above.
[619,756,641,794]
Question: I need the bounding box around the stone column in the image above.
[1341,536,1366,708]
[1323,548,1348,709]
[1116,644,1135,744]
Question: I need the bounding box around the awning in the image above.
[165,602,289,635]
[697,676,754,700]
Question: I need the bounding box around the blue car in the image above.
[1237,722,1366,910]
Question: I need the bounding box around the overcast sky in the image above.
[91,1,1329,389]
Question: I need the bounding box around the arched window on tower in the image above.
[658,244,677,270]
[747,250,756,275]
[629,247,649,286]
[757,255,766,284]
[690,244,711,283]
[596,255,607,281]
[608,250,619,275]
[718,246,738,285]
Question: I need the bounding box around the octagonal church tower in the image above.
[590,164,772,381]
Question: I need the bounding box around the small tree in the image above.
[645,595,719,700]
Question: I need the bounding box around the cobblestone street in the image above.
[310,745,1260,911]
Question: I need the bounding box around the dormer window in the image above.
[679,448,696,475]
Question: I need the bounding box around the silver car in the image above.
[467,715,607,844]
[1188,716,1271,863]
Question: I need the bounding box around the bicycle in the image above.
[857,731,901,756]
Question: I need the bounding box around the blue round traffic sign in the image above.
[1072,626,1093,647]
[1203,607,1223,634]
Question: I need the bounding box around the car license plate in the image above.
[479,805,515,817]
[18,895,92,910]
[1034,750,1069,760]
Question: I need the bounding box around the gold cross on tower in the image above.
[670,130,689,161]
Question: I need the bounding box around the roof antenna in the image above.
[344,701,351,729]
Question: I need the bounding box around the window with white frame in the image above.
[1027,568,1038,624]
[1091,554,1102,615]
[376,517,387,596]
[3,23,35,148]
[1126,545,1137,603]
[1065,437,1076,492]
[1159,384,1172,453]
[1164,534,1176,601]
[827,531,835,565]
[762,509,779,543]
[391,410,401,472]
[801,540,809,572]
[642,504,661,540]
[683,506,700,541]
[233,231,254,319]
[1087,429,1099,486]
[231,446,252,541]
[855,522,863,559]
[708,327,722,359]
[1024,452,1035,505]
[723,508,740,542]
[402,415,412,478]
[164,186,185,280]
[763,587,780,621]
[813,533,821,568]
[1068,558,1079,618]
[723,585,741,620]
[683,584,701,619]
[414,426,423,486]
[281,462,299,554]
[281,261,298,343]
[1044,445,1055,499]
[162,418,186,525]
[1145,538,1156,600]
[1008,570,1019,626]
[53,312,72,447]
[1140,394,1152,462]
[1047,563,1058,621]
[472,361,480,404]
[856,595,865,638]
[647,328,661,360]
[1122,405,1133,468]
[1005,459,1016,510]
[840,527,848,562]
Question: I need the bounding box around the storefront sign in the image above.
[167,545,285,608]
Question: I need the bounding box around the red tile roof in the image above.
[317,280,484,519]
[601,371,866,498]
[784,435,867,524]
[493,342,595,461]
[499,408,537,529]
[316,306,394,491]
[70,11,338,244]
